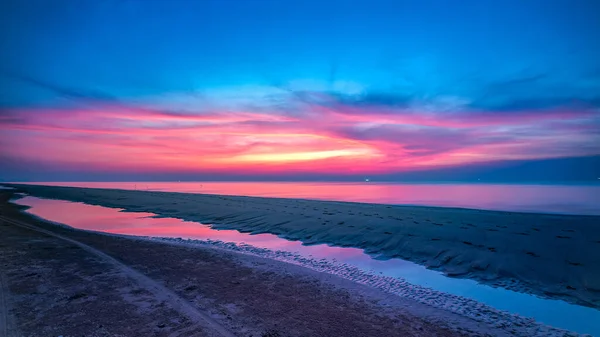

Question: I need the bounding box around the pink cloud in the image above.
[1,96,598,176]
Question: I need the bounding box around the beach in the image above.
[7,183,600,311]
[0,189,528,337]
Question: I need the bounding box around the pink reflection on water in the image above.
[17,196,366,260]
[26,181,600,215]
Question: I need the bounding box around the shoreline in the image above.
[1,190,587,336]
[0,190,540,337]
[6,183,600,310]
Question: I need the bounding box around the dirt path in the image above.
[0,215,234,337]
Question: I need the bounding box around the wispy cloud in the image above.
[1,74,599,177]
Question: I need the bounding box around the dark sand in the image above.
[7,183,600,310]
[0,190,508,337]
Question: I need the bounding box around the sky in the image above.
[1,0,599,182]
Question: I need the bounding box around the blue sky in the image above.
[3,0,599,102]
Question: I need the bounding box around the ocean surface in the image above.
[17,181,600,215]
[12,194,600,335]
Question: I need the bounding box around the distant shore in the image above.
[7,183,600,310]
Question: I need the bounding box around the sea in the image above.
[15,181,600,215]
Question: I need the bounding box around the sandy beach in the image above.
[1,189,534,337]
[7,183,600,311]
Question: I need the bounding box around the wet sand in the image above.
[1,190,508,337]
[7,183,600,310]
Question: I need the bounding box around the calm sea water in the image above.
[21,181,600,215]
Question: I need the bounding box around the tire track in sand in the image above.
[0,216,235,337]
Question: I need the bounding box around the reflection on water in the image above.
[25,181,600,215]
[13,195,600,335]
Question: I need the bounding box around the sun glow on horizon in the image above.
[220,148,379,163]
